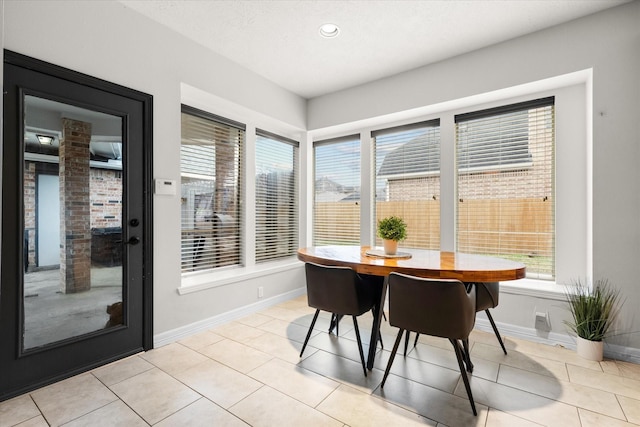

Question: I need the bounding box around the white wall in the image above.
[307,1,640,356]
[1,0,307,338]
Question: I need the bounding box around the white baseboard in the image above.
[154,288,640,365]
[153,287,306,348]
[475,317,640,365]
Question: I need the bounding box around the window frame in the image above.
[455,97,556,280]
[254,129,300,263]
[308,82,589,298]
[179,104,245,274]
[178,84,304,295]
[312,134,362,246]
[372,119,442,250]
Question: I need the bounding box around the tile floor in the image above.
[2,295,640,426]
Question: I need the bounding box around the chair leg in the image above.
[450,339,477,416]
[370,308,384,350]
[337,314,342,336]
[374,307,388,322]
[300,309,320,357]
[352,316,367,377]
[462,338,474,373]
[403,331,420,356]
[485,309,507,355]
[381,329,405,388]
[404,331,410,356]
[329,313,345,336]
[452,339,469,371]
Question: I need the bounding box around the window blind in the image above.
[313,135,360,246]
[456,97,555,279]
[255,130,299,262]
[373,120,440,249]
[180,105,244,273]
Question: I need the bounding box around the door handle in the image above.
[127,236,141,245]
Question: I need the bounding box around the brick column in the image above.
[59,118,92,293]
[24,162,36,272]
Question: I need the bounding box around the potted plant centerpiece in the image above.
[564,278,623,361]
[377,216,407,256]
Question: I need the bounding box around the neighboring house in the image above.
[377,109,550,202]
[377,130,441,202]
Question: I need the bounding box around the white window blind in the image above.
[180,105,244,273]
[255,130,299,262]
[456,97,555,279]
[313,135,360,245]
[373,121,440,249]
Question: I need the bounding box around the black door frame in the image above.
[1,50,153,401]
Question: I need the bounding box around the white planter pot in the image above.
[383,239,398,255]
[576,336,603,361]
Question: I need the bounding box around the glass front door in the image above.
[1,51,153,401]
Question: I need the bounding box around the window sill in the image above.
[501,277,566,301]
[178,257,302,295]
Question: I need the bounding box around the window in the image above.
[313,135,360,245]
[180,105,244,273]
[255,130,299,262]
[456,97,555,279]
[373,120,441,249]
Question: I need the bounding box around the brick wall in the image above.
[90,168,122,229]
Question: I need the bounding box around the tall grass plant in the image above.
[564,278,623,342]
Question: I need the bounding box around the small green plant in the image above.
[564,278,623,341]
[377,216,407,242]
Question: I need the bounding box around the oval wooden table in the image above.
[297,245,526,369]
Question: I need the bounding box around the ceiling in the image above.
[119,0,629,99]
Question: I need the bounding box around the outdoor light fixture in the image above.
[319,23,340,38]
[36,134,55,145]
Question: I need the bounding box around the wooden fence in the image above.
[314,199,553,259]
[314,202,361,245]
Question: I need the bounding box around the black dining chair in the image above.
[403,282,507,357]
[381,272,478,415]
[299,262,378,376]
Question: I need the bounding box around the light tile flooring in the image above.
[2,295,640,427]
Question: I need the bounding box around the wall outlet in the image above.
[258,286,264,298]
[534,310,551,332]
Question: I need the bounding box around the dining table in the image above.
[297,245,526,370]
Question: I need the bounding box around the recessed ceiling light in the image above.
[319,23,340,38]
